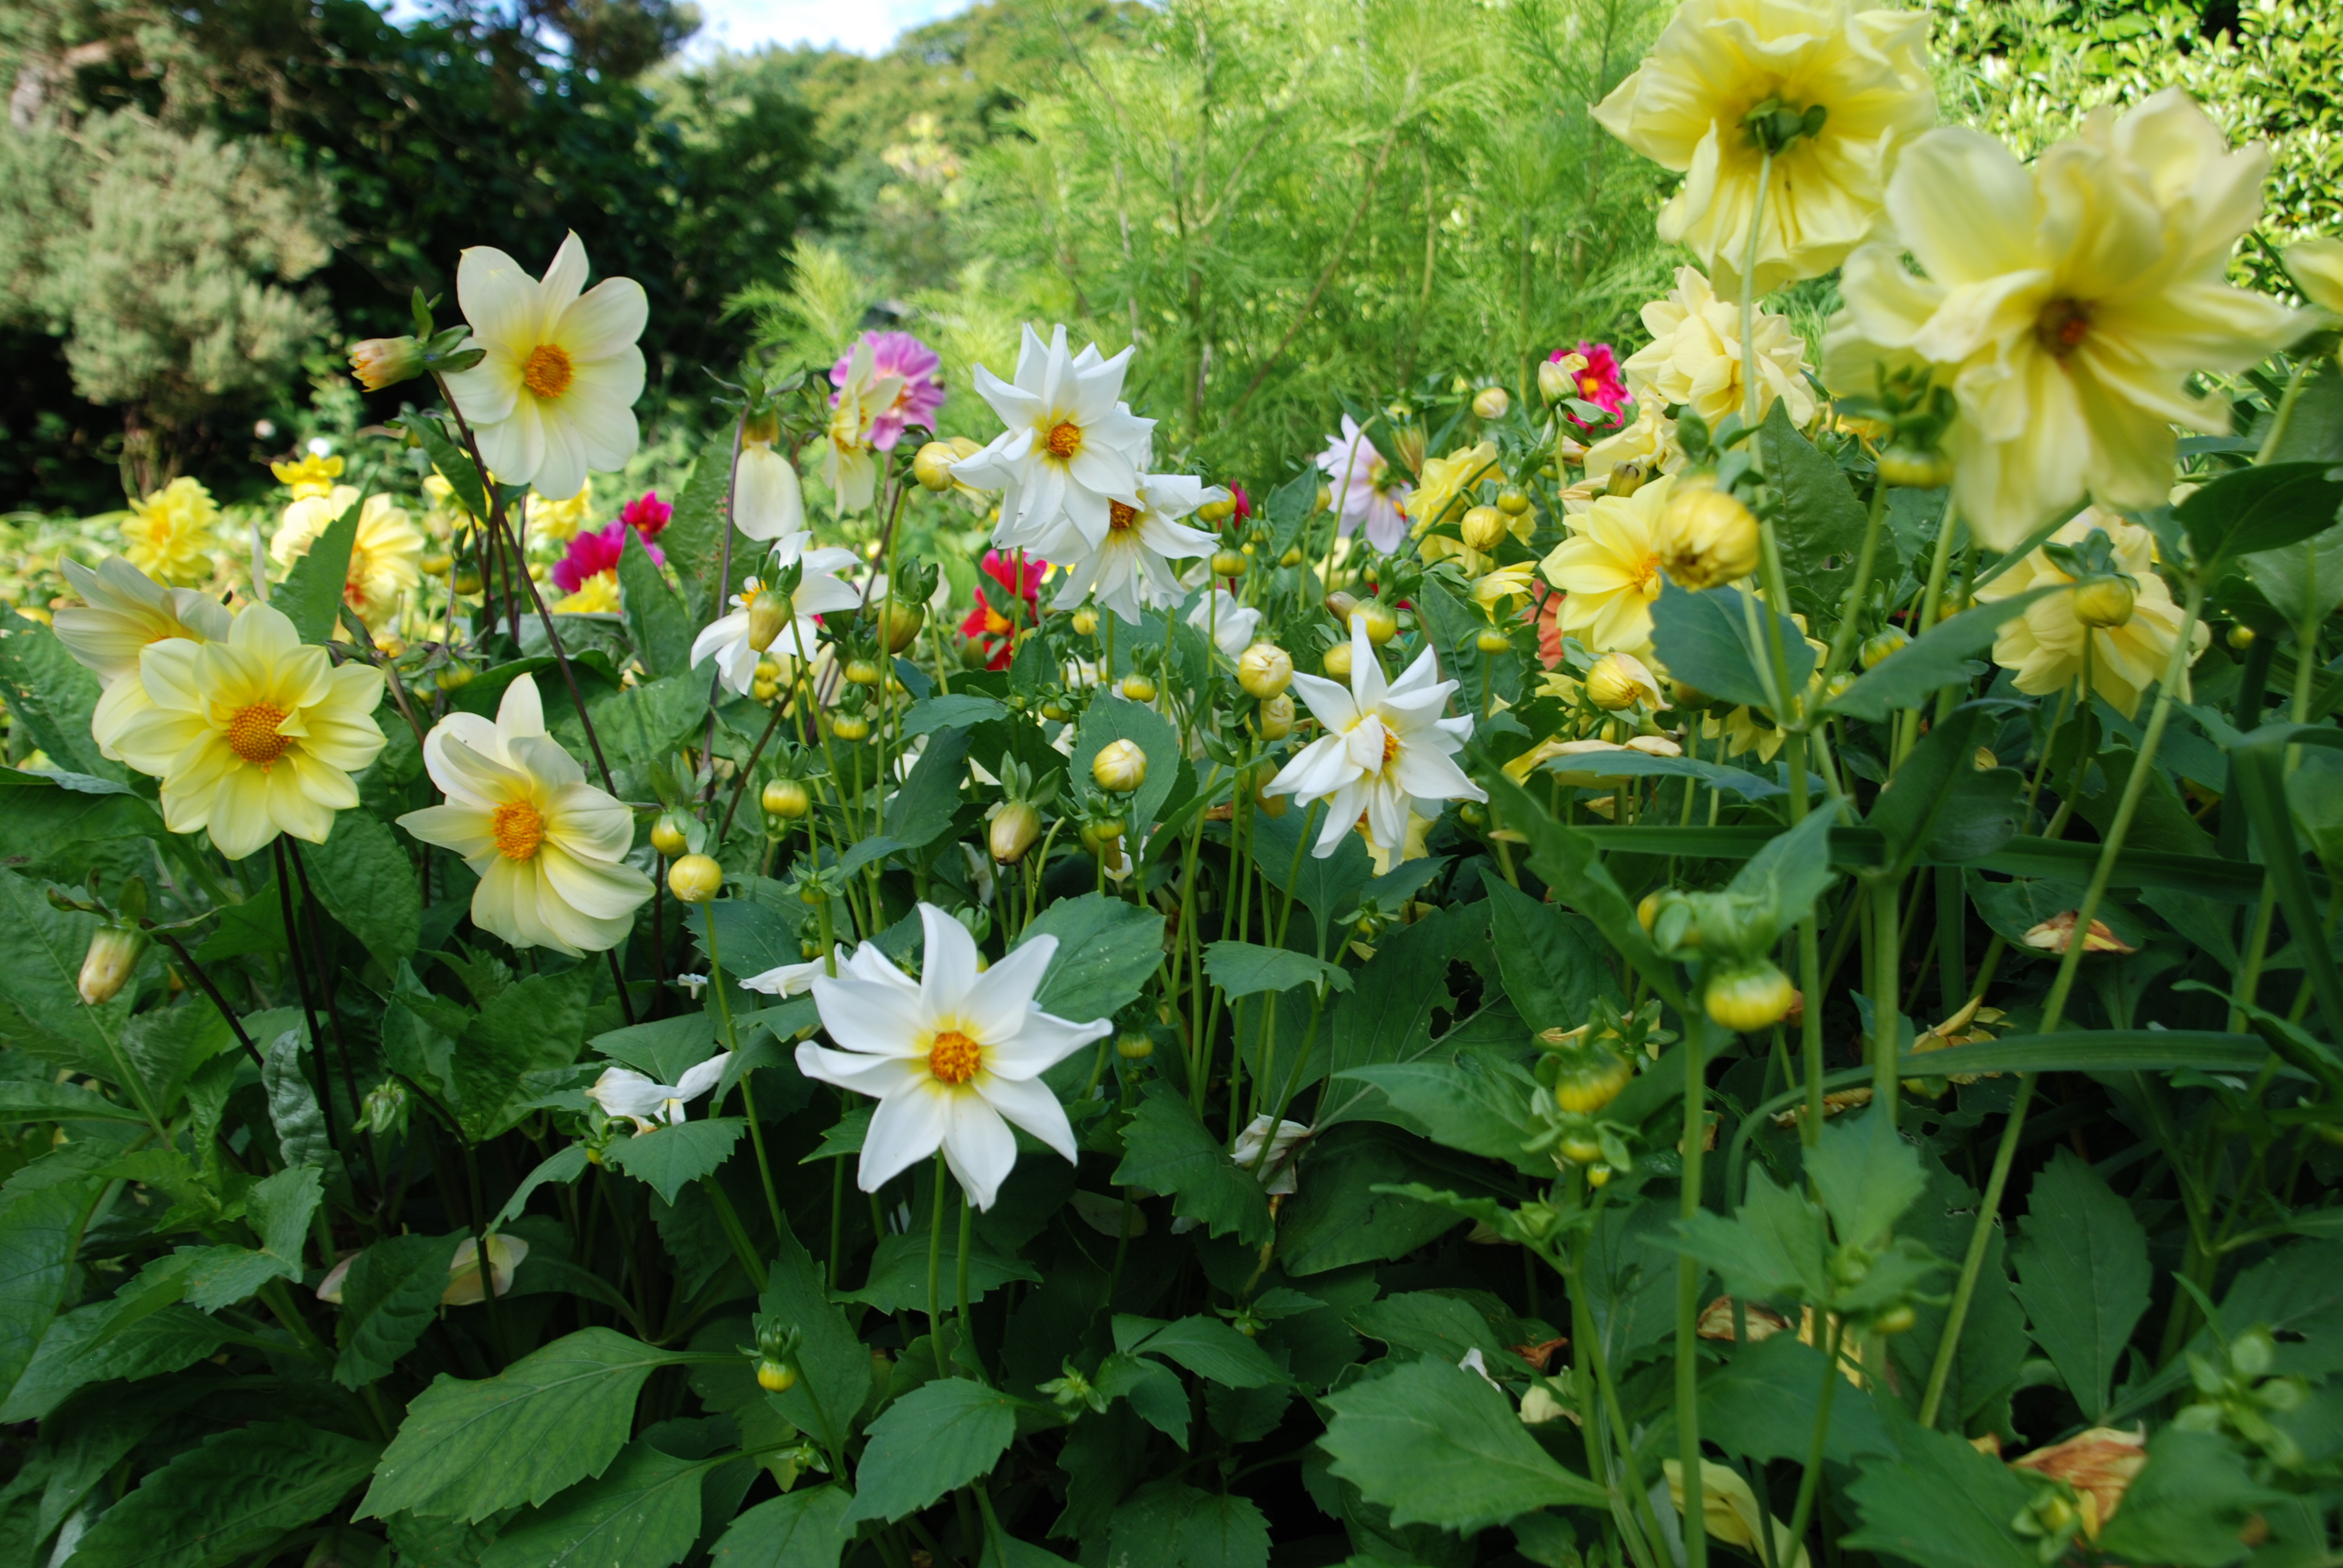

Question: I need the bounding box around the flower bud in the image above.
[1211,549,1248,578]
[1657,480,1761,591]
[1279,546,1303,567]
[1119,673,1156,703]
[668,854,723,904]
[1498,487,1532,516]
[1254,782,1287,817]
[1071,608,1099,637]
[1860,626,1909,669]
[1875,447,1953,489]
[1460,505,1508,554]
[762,779,810,820]
[880,598,926,653]
[349,336,426,392]
[1705,959,1797,1033]
[747,591,789,653]
[1259,692,1295,740]
[363,1079,411,1137]
[436,660,476,692]
[1237,642,1293,699]
[1586,653,1655,712]
[1322,641,1354,679]
[1355,603,1399,645]
[844,658,882,686]
[1472,386,1511,420]
[1197,497,1237,523]
[1323,589,1360,625]
[1093,739,1147,793]
[78,921,144,1005]
[1871,1302,1918,1336]
[1548,1044,1634,1114]
[2227,623,2255,650]
[830,712,871,742]
[1080,818,1124,859]
[1475,627,1511,653]
[756,1357,800,1393]
[752,677,780,703]
[1115,1031,1155,1060]
[1538,359,1572,403]
[452,564,485,596]
[421,550,453,577]
[913,440,960,492]
[649,814,690,858]
[988,801,1041,863]
[1558,1132,1604,1165]
[2073,576,2135,629]
[1605,462,1648,499]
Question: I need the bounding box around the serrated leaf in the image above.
[1483,875,1622,1034]
[1023,893,1165,1023]
[885,724,972,849]
[618,526,694,679]
[304,808,421,961]
[1332,1056,1536,1167]
[1700,1333,1894,1465]
[1805,1110,1926,1247]
[841,1378,1018,1524]
[1321,1356,1607,1532]
[0,867,135,1077]
[603,1119,747,1204]
[1760,399,1868,619]
[1104,1479,1270,1568]
[1841,1422,2039,1568]
[0,1082,143,1124]
[2010,1148,2149,1421]
[1204,941,1349,999]
[0,1181,94,1406]
[1113,1085,1271,1247]
[67,1420,381,1568]
[712,1485,854,1568]
[1115,1313,1282,1388]
[1649,580,1814,713]
[336,1232,462,1388]
[361,1327,692,1523]
[758,1221,871,1456]
[2094,1429,2285,1568]
[478,1439,705,1568]
[901,694,1008,737]
[0,621,122,779]
[1826,588,2062,721]
[277,497,363,645]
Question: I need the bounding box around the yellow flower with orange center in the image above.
[1539,473,1680,655]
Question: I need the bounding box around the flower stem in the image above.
[1674,1008,1710,1568]
[957,1191,980,1380]
[927,1151,948,1339]
[1783,1313,1844,1557]
[704,905,785,1248]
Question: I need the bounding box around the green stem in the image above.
[1867,872,1901,1126]
[1783,1315,1844,1558]
[927,1152,948,1339]
[704,907,784,1246]
[1674,1011,1710,1568]
[957,1192,980,1380]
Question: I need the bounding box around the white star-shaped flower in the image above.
[1187,587,1262,659]
[1265,618,1487,857]
[798,904,1110,1209]
[1051,474,1224,626]
[689,531,861,696]
[586,1050,727,1135]
[951,325,1154,560]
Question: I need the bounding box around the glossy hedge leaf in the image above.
[277,497,363,646]
[335,1232,461,1388]
[360,1327,692,1522]
[712,1486,854,1568]
[841,1377,1018,1524]
[603,1118,747,1204]
[1649,580,1815,712]
[1824,587,2061,721]
[2179,459,2343,568]
[1115,1313,1282,1388]
[1113,1086,1271,1247]
[1024,893,1166,1024]
[2010,1148,2148,1422]
[1321,1356,1607,1532]
[618,526,695,679]
[1841,1420,2037,1568]
[68,1420,381,1568]
[2094,1429,2285,1568]
[306,806,421,961]
[1483,875,1621,1034]
[1204,941,1350,999]
[478,1439,706,1568]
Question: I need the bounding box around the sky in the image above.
[689,0,968,56]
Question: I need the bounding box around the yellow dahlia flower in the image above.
[121,477,221,587]
[1592,0,1935,294]
[108,604,387,860]
[1973,508,2206,719]
[2288,238,2343,316]
[526,481,594,543]
[554,570,621,615]
[442,233,646,503]
[1407,442,1500,537]
[1827,90,2305,549]
[54,555,237,763]
[270,486,427,628]
[1539,474,1680,655]
[1624,267,1817,431]
[396,673,653,955]
[270,453,344,501]
[1585,405,1685,485]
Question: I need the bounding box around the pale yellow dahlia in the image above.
[1623,267,1818,431]
[270,486,427,628]
[1974,508,2206,719]
[1827,91,2306,549]
[2288,238,2343,315]
[397,674,653,955]
[54,555,235,762]
[1407,442,1501,536]
[1539,474,1680,655]
[121,477,221,587]
[108,604,387,860]
[526,481,594,543]
[1593,0,1935,293]
[1584,405,1685,485]
[270,453,344,500]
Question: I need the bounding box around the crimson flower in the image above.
[959,549,1047,670]
[553,520,662,593]
[1230,483,1251,524]
[621,490,672,542]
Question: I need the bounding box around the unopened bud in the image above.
[1259,692,1295,740]
[349,336,426,393]
[1875,447,1953,489]
[78,921,144,1005]
[762,779,810,820]
[1211,549,1248,578]
[747,590,789,653]
[1657,480,1760,590]
[1071,608,1099,637]
[363,1079,410,1137]
[2073,576,2135,629]
[1355,603,1398,645]
[1322,641,1354,679]
[880,598,926,653]
[1585,653,1656,712]
[1472,386,1512,420]
[1538,359,1573,403]
[1705,959,1797,1033]
[1115,1031,1155,1060]
[668,854,723,904]
[650,814,690,858]
[913,441,960,492]
[1605,462,1649,498]
[1860,626,1909,669]
[1475,627,1511,653]
[1237,643,1293,699]
[988,801,1041,864]
[1119,673,1156,703]
[1092,739,1147,793]
[1460,505,1508,554]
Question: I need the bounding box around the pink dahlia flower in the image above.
[621,490,673,542]
[831,331,944,452]
[1552,342,1632,426]
[553,520,661,593]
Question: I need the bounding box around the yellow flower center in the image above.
[929,1028,983,1085]
[1633,552,1662,594]
[1109,500,1139,532]
[2037,298,2092,360]
[1046,420,1084,460]
[1381,727,1402,769]
[983,607,1012,636]
[493,800,545,860]
[522,343,575,399]
[226,701,292,768]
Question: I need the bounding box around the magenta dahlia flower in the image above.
[831,331,945,452]
[621,490,673,542]
[553,520,661,593]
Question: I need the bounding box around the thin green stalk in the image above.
[1674,1011,1710,1568]
[957,1192,980,1380]
[1867,872,1901,1126]
[1783,1315,1844,1557]
[703,907,785,1246]
[927,1152,948,1339]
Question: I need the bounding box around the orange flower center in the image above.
[225,701,292,767]
[493,800,545,861]
[1581,374,1604,398]
[1381,727,1402,769]
[1633,552,1662,593]
[1109,500,1139,531]
[929,1028,982,1085]
[2037,299,2091,360]
[1045,420,1083,460]
[522,343,575,399]
[983,607,1012,636]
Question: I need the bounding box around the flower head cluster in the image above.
[1555,342,1633,425]
[1974,508,2207,718]
[832,331,945,452]
[954,325,1154,560]
[1316,415,1414,554]
[121,478,221,587]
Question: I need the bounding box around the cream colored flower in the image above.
[1050,474,1222,626]
[822,341,903,514]
[1472,563,1540,617]
[526,481,594,543]
[121,478,221,587]
[1624,267,1817,430]
[396,673,653,955]
[1593,0,1935,294]
[1539,474,1680,655]
[1407,442,1500,537]
[1827,91,2305,549]
[2287,238,2343,316]
[1974,508,2206,718]
[586,1053,727,1134]
[109,604,387,860]
[735,440,805,541]
[690,531,861,696]
[1584,405,1685,485]
[55,555,235,763]
[442,232,647,503]
[272,486,426,628]
[952,324,1154,560]
[270,453,344,501]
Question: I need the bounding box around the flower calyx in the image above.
[1742,96,1829,157]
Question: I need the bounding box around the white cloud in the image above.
[690,0,966,57]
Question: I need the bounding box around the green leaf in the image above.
[360,1327,692,1523]
[1477,764,1680,1006]
[0,868,135,1077]
[454,965,594,1141]
[1115,1313,1283,1388]
[1104,1479,1270,1568]
[837,1224,1040,1313]
[305,805,421,961]
[0,1295,228,1423]
[1649,580,1815,713]
[1321,1356,1607,1532]
[659,428,746,621]
[0,621,122,779]
[756,1223,868,1455]
[2009,1148,2148,1422]
[0,1181,93,1406]
[2178,459,2343,568]
[1332,1056,1536,1167]
[1825,588,2062,721]
[1204,941,1350,999]
[1070,694,1180,841]
[1727,798,1843,932]
[1113,1084,1271,1247]
[0,1081,145,1124]
[413,414,489,523]
[2094,1428,2285,1568]
[1805,1110,1926,1246]
[479,1439,706,1568]
[1670,1169,1827,1305]
[712,1486,854,1568]
[494,1146,594,1230]
[1276,1123,1497,1276]
[841,1377,1018,1524]
[603,1119,747,1204]
[1251,802,1374,943]
[1760,398,1869,619]
[67,1420,381,1568]
[618,526,694,679]
[1023,893,1165,1022]
[1482,875,1622,1033]
[1318,903,1490,1122]
[900,694,1008,736]
[335,1232,460,1388]
[885,724,972,849]
[1841,1420,2037,1568]
[1864,703,2013,876]
[587,672,712,780]
[1347,1292,1510,1366]
[277,496,363,645]
[0,767,159,872]
[263,1030,339,1178]
[185,1163,320,1310]
[1700,1333,1893,1465]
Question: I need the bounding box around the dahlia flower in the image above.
[1315,415,1414,553]
[1539,474,1680,655]
[1974,508,2206,719]
[1555,342,1633,424]
[621,490,672,543]
[271,486,426,629]
[833,331,945,452]
[122,478,221,587]
[962,549,1047,670]
[690,531,860,696]
[552,521,660,595]
[822,340,903,514]
[1624,267,1816,431]
[954,325,1153,560]
[1051,475,1223,626]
